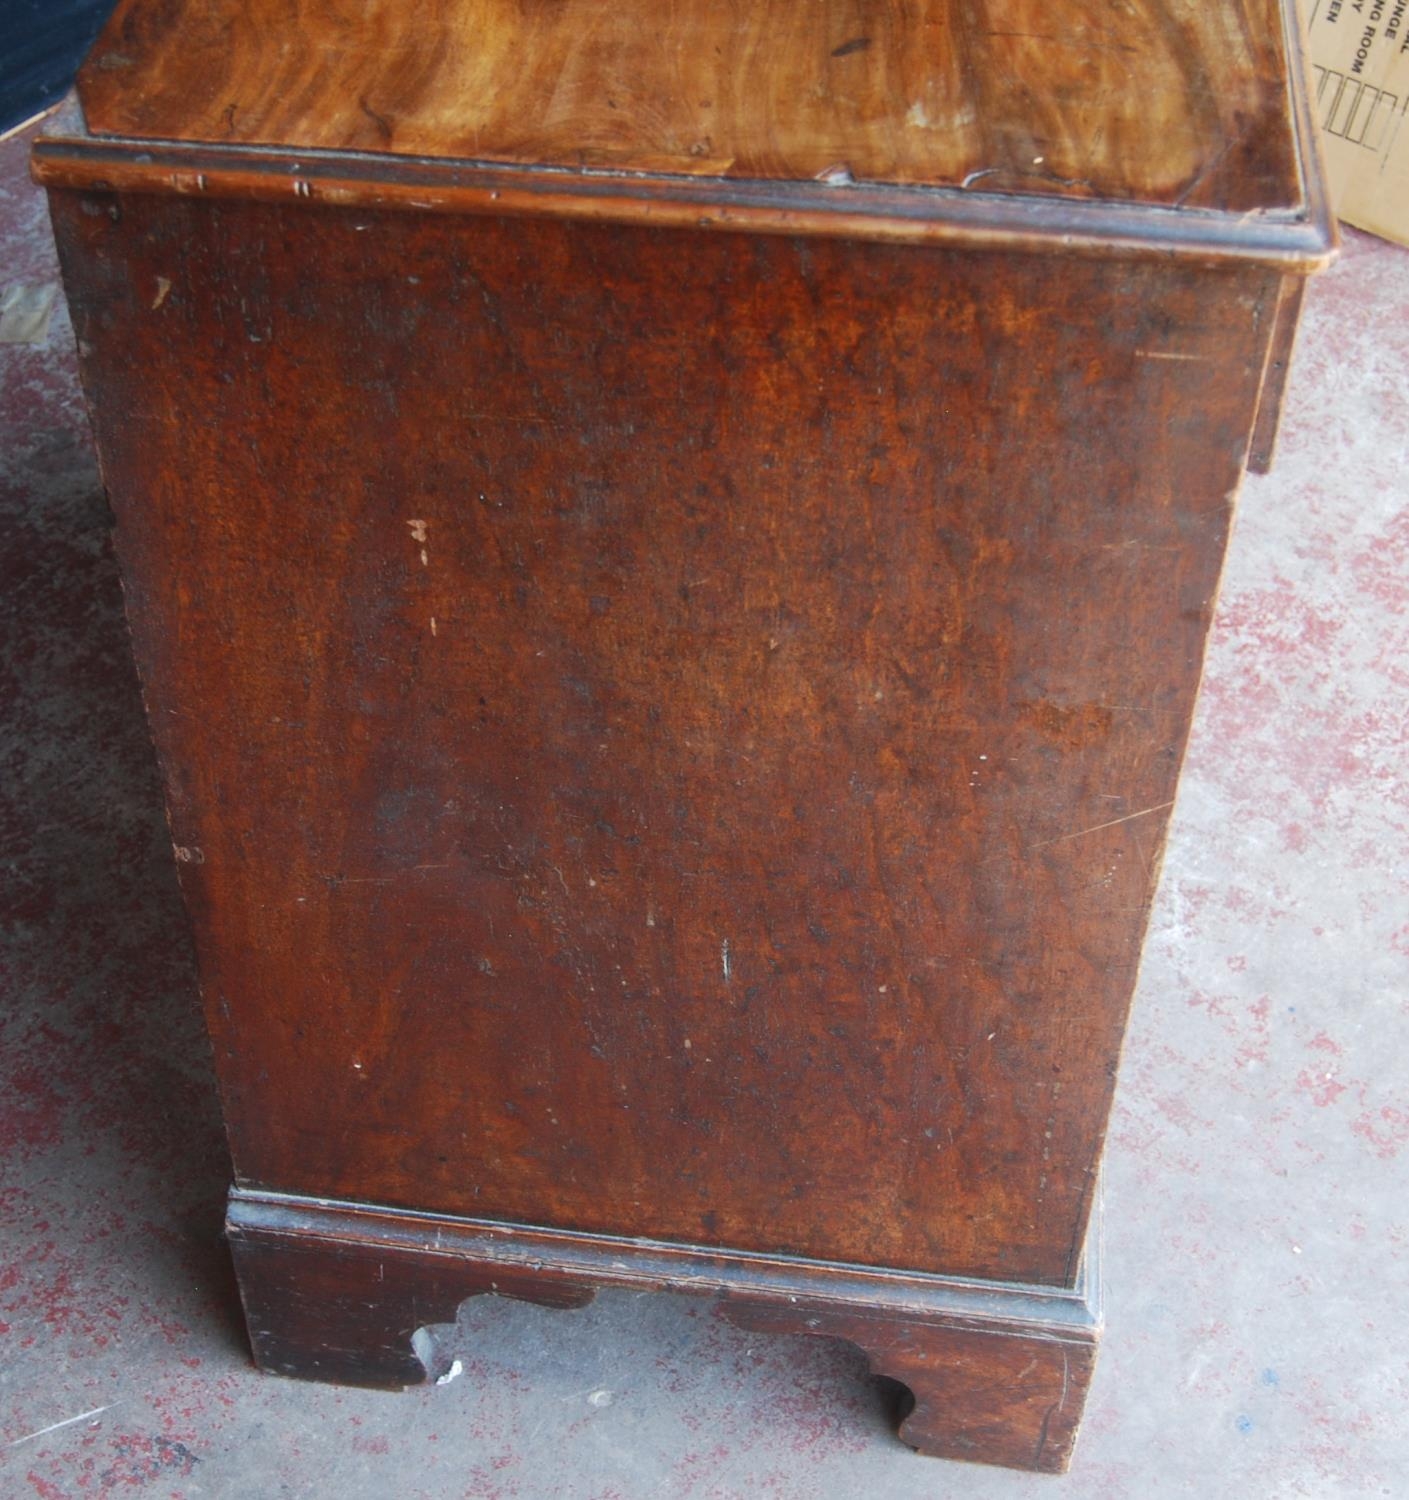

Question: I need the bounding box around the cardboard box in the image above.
[1305,0,1409,242]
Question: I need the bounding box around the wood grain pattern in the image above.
[49,185,1278,1289]
[78,0,1306,214]
[226,1188,1100,1471]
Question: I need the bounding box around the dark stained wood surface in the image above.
[1247,276,1306,475]
[227,1187,1101,1472]
[723,1303,1096,1471]
[29,130,1338,269]
[50,185,1279,1289]
[77,0,1308,214]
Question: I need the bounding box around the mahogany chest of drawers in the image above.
[37,0,1333,1471]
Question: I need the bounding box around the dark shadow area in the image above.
[0,385,243,1344]
[423,1284,903,1451]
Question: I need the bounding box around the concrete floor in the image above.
[2,110,1407,1499]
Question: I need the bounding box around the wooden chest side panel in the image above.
[51,192,1276,1285]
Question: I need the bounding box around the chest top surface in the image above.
[79,0,1308,217]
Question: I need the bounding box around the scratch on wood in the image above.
[1027,802,1174,851]
[1032,1348,1070,1465]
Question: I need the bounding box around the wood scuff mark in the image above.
[1027,802,1174,851]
